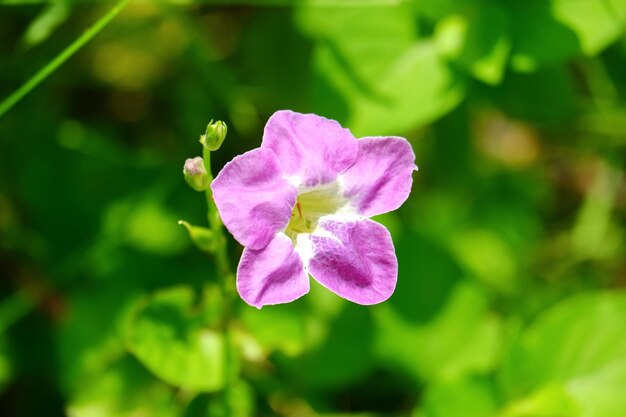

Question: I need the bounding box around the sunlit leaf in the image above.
[57,286,139,393]
[298,3,465,135]
[499,384,578,417]
[435,0,511,85]
[184,380,254,417]
[240,303,306,357]
[500,292,626,416]
[21,0,70,47]
[66,357,178,417]
[449,229,518,294]
[418,376,498,417]
[508,0,621,71]
[126,286,226,392]
[375,282,502,382]
[103,197,188,255]
[210,380,255,417]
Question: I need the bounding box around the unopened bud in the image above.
[183,157,210,191]
[200,120,227,151]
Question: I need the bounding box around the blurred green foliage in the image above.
[1,0,626,416]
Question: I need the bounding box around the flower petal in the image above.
[307,217,397,305]
[211,147,297,250]
[340,137,416,217]
[261,110,359,188]
[237,233,310,308]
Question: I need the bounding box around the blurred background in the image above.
[1,0,626,416]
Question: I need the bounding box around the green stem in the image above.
[0,0,131,119]
[202,147,232,282]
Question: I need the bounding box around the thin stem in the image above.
[202,147,235,407]
[202,147,232,282]
[0,0,131,119]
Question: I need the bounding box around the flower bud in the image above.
[200,120,227,151]
[183,157,210,191]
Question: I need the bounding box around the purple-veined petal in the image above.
[261,110,359,188]
[211,148,297,250]
[307,217,397,305]
[340,137,416,217]
[237,232,310,308]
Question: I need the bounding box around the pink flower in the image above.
[211,111,417,308]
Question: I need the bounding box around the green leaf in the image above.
[178,220,215,253]
[66,357,178,417]
[21,0,70,48]
[288,303,375,388]
[297,3,416,81]
[240,303,306,356]
[434,1,511,85]
[448,229,518,294]
[570,163,622,260]
[298,3,465,135]
[103,197,188,255]
[210,380,255,417]
[500,292,626,417]
[605,0,626,22]
[374,282,502,382]
[57,286,138,393]
[419,376,498,417]
[499,384,579,417]
[125,286,226,392]
[508,0,621,71]
[414,0,464,20]
[488,67,576,123]
[184,380,255,417]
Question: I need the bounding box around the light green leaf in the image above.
[126,286,226,392]
[298,3,465,135]
[435,1,511,85]
[208,380,255,417]
[509,0,621,71]
[500,292,626,417]
[66,357,178,417]
[103,197,188,255]
[296,2,416,82]
[499,384,579,417]
[605,0,626,22]
[184,380,255,417]
[57,287,138,393]
[240,304,306,357]
[449,229,518,294]
[419,376,498,417]
[22,0,70,47]
[570,162,622,260]
[374,282,502,381]
[178,220,215,253]
[349,42,465,135]
[413,0,463,20]
[551,0,622,55]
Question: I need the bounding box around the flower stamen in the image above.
[296,201,303,218]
